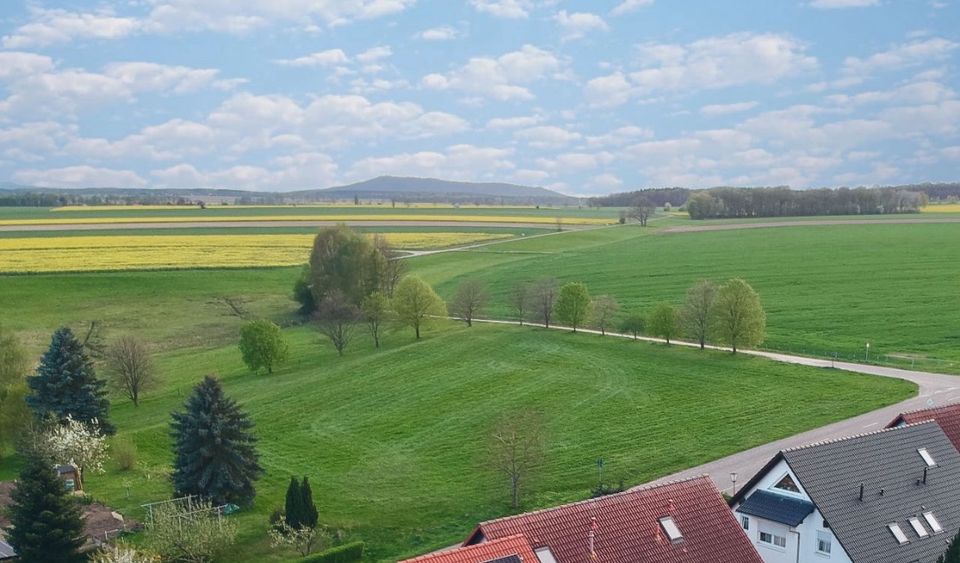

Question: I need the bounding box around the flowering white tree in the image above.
[90,544,159,563]
[38,415,110,488]
[269,522,329,557]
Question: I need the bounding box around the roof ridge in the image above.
[781,420,936,454]
[478,474,712,527]
[898,400,960,418]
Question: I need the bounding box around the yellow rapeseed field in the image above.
[1,214,610,226]
[921,204,960,213]
[51,203,546,211]
[0,232,512,273]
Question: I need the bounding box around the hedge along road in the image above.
[466,317,958,495]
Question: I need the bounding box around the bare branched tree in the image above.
[627,195,654,227]
[591,295,620,336]
[533,278,559,328]
[489,411,546,510]
[106,336,157,407]
[509,282,531,326]
[80,320,107,360]
[373,234,408,297]
[361,291,390,349]
[449,279,490,327]
[315,291,360,356]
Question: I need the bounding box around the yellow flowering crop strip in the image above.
[51,203,547,211]
[0,232,512,273]
[0,214,611,226]
[921,204,960,213]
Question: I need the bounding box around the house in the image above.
[0,534,15,562]
[730,421,960,563]
[57,464,81,493]
[888,401,960,451]
[399,534,540,563]
[445,475,763,563]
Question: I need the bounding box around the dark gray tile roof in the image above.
[0,538,15,560]
[738,489,815,527]
[783,421,960,563]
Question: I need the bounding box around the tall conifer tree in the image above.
[26,327,113,434]
[300,476,318,529]
[7,456,86,563]
[171,375,262,505]
[284,477,304,529]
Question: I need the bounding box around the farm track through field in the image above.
[0,220,597,232]
[661,217,960,233]
[467,317,956,495]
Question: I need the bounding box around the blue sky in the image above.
[0,0,957,195]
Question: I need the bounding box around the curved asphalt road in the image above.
[469,318,959,494]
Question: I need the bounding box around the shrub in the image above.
[299,542,364,563]
[113,436,138,471]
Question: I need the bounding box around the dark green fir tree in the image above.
[940,529,960,563]
[284,476,304,529]
[300,476,319,529]
[171,375,262,505]
[26,327,114,434]
[7,456,85,563]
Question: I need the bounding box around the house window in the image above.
[923,512,943,534]
[918,448,936,467]
[659,517,683,543]
[816,531,832,555]
[741,516,750,531]
[759,527,787,549]
[772,474,800,493]
[909,517,929,538]
[888,523,909,545]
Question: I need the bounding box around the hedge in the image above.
[300,542,364,563]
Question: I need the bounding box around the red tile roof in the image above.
[399,534,538,563]
[889,401,960,451]
[465,476,762,563]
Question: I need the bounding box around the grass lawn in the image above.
[0,323,916,562]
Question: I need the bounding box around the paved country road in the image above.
[469,318,957,494]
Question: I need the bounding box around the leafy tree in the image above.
[372,234,407,297]
[489,411,545,510]
[171,376,263,505]
[302,226,387,312]
[293,264,316,315]
[144,499,237,563]
[681,280,718,350]
[269,523,329,558]
[648,303,679,345]
[713,278,766,353]
[315,291,359,356]
[555,282,592,333]
[509,282,531,326]
[106,335,157,406]
[939,528,960,563]
[591,295,620,336]
[532,278,558,328]
[0,326,29,458]
[0,325,28,389]
[361,291,390,349]
[8,456,86,563]
[239,320,289,374]
[620,313,645,340]
[90,544,159,563]
[27,327,114,435]
[449,279,490,327]
[393,276,446,340]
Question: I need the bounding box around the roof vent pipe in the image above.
[879,488,885,496]
[859,483,864,501]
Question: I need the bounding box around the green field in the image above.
[0,323,915,561]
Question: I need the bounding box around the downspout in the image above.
[791,530,801,563]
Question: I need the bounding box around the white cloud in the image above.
[348,144,516,181]
[809,0,879,8]
[554,11,608,41]
[357,46,393,64]
[610,0,655,16]
[416,26,459,41]
[103,62,240,93]
[486,115,542,129]
[700,101,760,116]
[422,45,564,101]
[589,173,623,190]
[469,0,534,19]
[14,166,146,188]
[152,152,338,189]
[2,9,141,48]
[0,52,54,80]
[536,152,614,172]
[585,126,653,147]
[842,37,959,78]
[514,125,582,148]
[275,49,350,67]
[585,72,633,108]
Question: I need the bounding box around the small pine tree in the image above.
[171,376,263,505]
[940,529,960,563]
[300,477,318,529]
[8,456,86,563]
[285,477,304,529]
[27,327,114,434]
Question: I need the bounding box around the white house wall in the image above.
[733,459,852,563]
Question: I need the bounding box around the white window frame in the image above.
[918,448,936,467]
[889,523,909,545]
[923,512,943,534]
[741,515,750,531]
[816,531,832,555]
[909,517,929,538]
[758,525,787,550]
[659,516,683,543]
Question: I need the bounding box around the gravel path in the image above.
[468,318,957,494]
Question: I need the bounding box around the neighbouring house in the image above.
[889,401,960,450]
[400,534,540,563]
[405,475,762,562]
[0,533,14,562]
[730,421,960,563]
[57,463,82,493]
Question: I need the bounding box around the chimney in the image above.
[668,498,675,512]
[859,483,864,501]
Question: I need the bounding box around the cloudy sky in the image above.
[0,0,957,195]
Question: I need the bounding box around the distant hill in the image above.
[292,176,577,205]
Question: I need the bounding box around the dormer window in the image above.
[773,474,800,493]
[923,512,943,534]
[918,448,936,467]
[888,523,909,545]
[659,516,683,543]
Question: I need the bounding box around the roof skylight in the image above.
[888,523,909,545]
[659,516,684,543]
[918,448,936,467]
[534,547,558,563]
[923,512,943,534]
[908,517,929,538]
